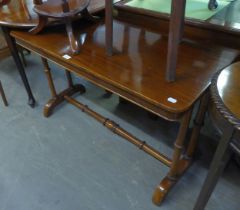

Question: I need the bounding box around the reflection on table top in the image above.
[11,20,239,118]
[0,0,105,27]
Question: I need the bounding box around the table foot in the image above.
[28,97,36,108]
[152,159,190,205]
[44,84,85,117]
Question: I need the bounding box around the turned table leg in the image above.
[152,92,210,205]
[152,109,193,205]
[1,26,36,107]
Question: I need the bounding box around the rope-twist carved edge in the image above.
[210,70,240,131]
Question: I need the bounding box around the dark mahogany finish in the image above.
[12,21,239,117]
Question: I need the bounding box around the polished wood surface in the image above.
[0,0,105,27]
[215,62,240,119]
[11,20,239,117]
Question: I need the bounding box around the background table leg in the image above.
[193,126,234,210]
[0,80,8,106]
[1,26,36,107]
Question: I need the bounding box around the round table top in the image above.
[34,0,90,19]
[0,0,104,28]
[0,0,38,27]
[211,62,240,130]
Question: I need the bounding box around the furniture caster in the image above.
[208,0,218,10]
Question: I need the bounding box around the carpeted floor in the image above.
[0,53,239,210]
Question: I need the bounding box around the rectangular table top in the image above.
[11,19,239,120]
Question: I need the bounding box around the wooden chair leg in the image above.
[0,81,8,106]
[165,0,186,82]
